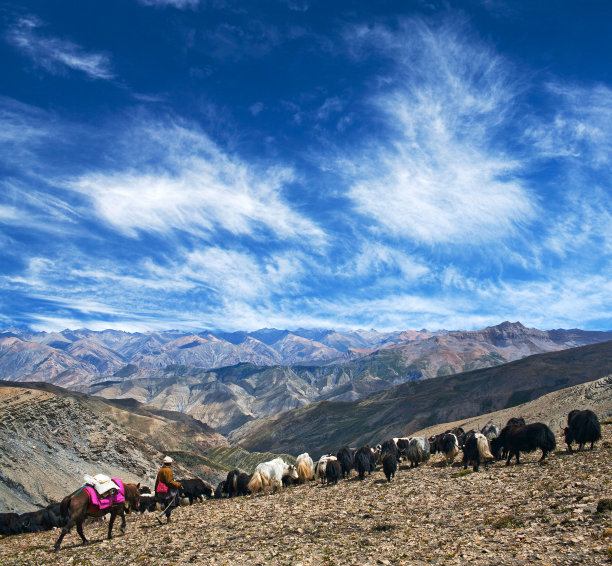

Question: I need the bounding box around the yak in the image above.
[564,409,601,452]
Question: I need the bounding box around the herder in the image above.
[155,456,182,524]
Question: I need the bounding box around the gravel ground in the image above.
[1,424,611,565]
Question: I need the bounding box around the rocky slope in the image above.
[0,386,161,512]
[233,340,612,455]
[1,422,611,565]
[76,330,612,436]
[0,383,226,513]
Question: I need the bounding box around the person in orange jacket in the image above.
[155,456,182,524]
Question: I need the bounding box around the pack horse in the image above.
[54,475,140,551]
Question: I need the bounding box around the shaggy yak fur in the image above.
[296,453,315,483]
[225,471,252,498]
[491,422,556,466]
[336,446,354,479]
[382,453,397,482]
[438,433,460,465]
[354,445,376,480]
[325,459,342,485]
[247,458,298,494]
[378,439,399,463]
[406,436,430,468]
[564,409,601,452]
[179,478,213,504]
[462,432,494,472]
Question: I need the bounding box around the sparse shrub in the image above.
[489,514,524,529]
[454,469,473,477]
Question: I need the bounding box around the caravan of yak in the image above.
[0,408,603,551]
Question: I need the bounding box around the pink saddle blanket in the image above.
[83,478,125,510]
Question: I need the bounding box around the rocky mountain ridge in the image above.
[0,382,227,513]
[232,340,612,455]
[81,330,612,435]
[2,322,611,390]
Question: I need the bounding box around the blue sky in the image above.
[1,1,612,333]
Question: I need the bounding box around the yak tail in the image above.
[477,435,493,460]
[297,461,313,482]
[247,472,262,494]
[586,419,602,443]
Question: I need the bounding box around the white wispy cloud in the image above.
[8,246,315,332]
[341,17,537,246]
[526,83,612,166]
[341,242,430,283]
[68,120,324,242]
[523,82,612,261]
[148,247,308,301]
[6,15,114,80]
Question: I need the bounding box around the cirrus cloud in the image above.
[68,121,325,243]
[6,15,114,80]
[343,17,537,246]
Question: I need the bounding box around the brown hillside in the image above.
[233,340,612,455]
[1,424,611,565]
[414,373,612,439]
[0,384,222,513]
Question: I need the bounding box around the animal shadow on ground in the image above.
[51,535,120,552]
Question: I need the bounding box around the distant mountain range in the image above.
[0,326,443,387]
[232,340,612,456]
[2,322,611,386]
[2,322,612,437]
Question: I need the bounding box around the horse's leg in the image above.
[54,519,75,552]
[119,507,126,533]
[76,519,89,545]
[107,511,116,540]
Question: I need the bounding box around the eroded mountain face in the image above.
[0,384,223,513]
[3,322,611,387]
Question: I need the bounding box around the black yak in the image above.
[336,446,354,479]
[214,480,227,499]
[462,432,493,472]
[382,453,397,482]
[226,470,253,497]
[564,409,601,452]
[325,459,342,485]
[179,478,214,504]
[354,445,376,480]
[492,422,556,466]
